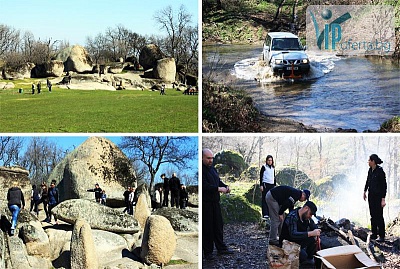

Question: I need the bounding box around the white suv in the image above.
[262,32,310,78]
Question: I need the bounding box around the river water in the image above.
[203,44,400,132]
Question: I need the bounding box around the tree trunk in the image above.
[274,0,286,22]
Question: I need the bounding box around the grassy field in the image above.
[0,80,198,133]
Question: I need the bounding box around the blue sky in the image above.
[0,0,198,45]
[16,135,199,185]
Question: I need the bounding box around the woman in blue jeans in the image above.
[7,182,25,236]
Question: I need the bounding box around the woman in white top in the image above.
[260,155,276,218]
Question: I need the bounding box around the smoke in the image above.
[316,165,398,228]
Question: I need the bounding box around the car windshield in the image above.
[271,38,302,50]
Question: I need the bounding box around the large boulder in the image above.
[92,229,129,265]
[153,58,176,82]
[31,60,64,78]
[47,136,140,201]
[19,211,50,258]
[0,82,15,89]
[1,63,35,79]
[153,207,198,232]
[52,199,140,233]
[45,228,72,261]
[70,219,99,269]
[140,215,176,265]
[134,193,151,230]
[0,166,31,211]
[139,44,164,70]
[55,45,93,73]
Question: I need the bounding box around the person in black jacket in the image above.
[363,154,387,242]
[87,183,102,203]
[179,184,188,209]
[260,155,276,217]
[266,185,310,245]
[169,173,181,208]
[7,182,25,236]
[161,174,170,207]
[280,201,321,266]
[202,148,234,261]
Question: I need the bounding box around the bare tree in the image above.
[0,137,24,166]
[20,137,64,185]
[0,24,20,57]
[154,5,192,65]
[119,136,197,193]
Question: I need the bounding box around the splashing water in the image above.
[233,51,340,83]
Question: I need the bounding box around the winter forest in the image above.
[203,135,400,227]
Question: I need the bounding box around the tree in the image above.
[0,24,20,57]
[0,137,24,166]
[119,136,197,193]
[154,5,192,65]
[20,137,64,185]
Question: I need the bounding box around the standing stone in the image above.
[140,215,176,265]
[134,193,151,230]
[70,219,99,269]
[153,58,176,83]
[139,44,164,70]
[55,45,93,73]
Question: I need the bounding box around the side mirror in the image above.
[303,45,307,51]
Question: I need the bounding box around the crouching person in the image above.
[279,201,321,266]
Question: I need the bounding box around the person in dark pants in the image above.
[363,154,387,242]
[169,173,180,208]
[7,181,25,236]
[32,83,35,94]
[202,148,234,261]
[179,184,188,209]
[30,184,41,216]
[266,185,310,245]
[47,78,52,92]
[37,81,41,94]
[87,183,102,203]
[280,201,320,266]
[123,187,130,213]
[260,155,276,218]
[161,174,170,207]
[48,182,59,225]
[40,182,49,221]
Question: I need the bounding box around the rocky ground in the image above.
[202,221,400,269]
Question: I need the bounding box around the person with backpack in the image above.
[7,181,25,236]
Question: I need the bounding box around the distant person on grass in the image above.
[31,83,35,94]
[47,78,52,92]
[202,148,234,261]
[7,181,25,236]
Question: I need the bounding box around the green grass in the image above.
[0,81,198,133]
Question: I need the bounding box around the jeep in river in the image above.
[262,32,310,79]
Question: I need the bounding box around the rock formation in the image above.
[70,219,99,269]
[1,63,35,80]
[47,136,139,201]
[134,193,151,230]
[31,60,64,78]
[52,199,140,233]
[55,45,93,73]
[139,44,164,70]
[153,207,198,232]
[0,166,31,211]
[153,58,176,82]
[140,215,176,265]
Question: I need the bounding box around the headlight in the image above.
[275,59,283,64]
[302,59,309,64]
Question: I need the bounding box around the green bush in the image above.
[220,194,261,223]
[214,150,248,177]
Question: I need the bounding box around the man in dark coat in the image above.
[7,182,25,236]
[202,148,234,261]
[161,174,170,207]
[87,183,102,203]
[280,201,320,266]
[266,185,310,245]
[169,173,181,208]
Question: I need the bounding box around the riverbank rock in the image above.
[154,58,176,82]
[70,219,99,269]
[47,136,139,201]
[140,215,176,265]
[139,44,164,70]
[134,194,151,230]
[52,199,140,233]
[153,207,198,232]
